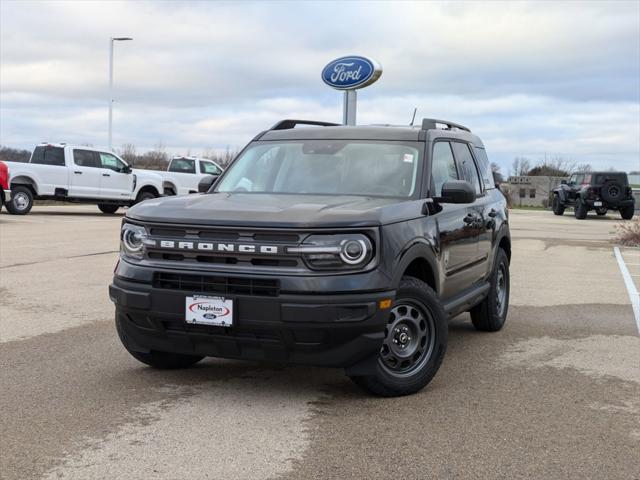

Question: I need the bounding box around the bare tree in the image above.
[491,162,504,183]
[511,157,531,176]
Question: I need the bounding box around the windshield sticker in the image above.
[403,154,414,163]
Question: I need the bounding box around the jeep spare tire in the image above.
[600,181,624,205]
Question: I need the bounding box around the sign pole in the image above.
[343,90,357,125]
[322,56,382,126]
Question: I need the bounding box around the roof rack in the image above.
[270,119,341,131]
[421,118,471,132]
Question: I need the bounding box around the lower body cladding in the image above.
[109,274,395,371]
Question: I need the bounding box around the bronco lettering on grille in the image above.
[157,240,279,255]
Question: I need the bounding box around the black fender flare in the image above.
[390,239,440,294]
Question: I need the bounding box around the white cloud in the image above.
[1,0,638,172]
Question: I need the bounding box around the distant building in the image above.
[502,175,567,208]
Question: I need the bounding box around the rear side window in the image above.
[452,142,482,195]
[31,146,65,166]
[473,147,495,190]
[73,149,98,168]
[200,161,221,175]
[169,158,196,174]
[431,142,458,196]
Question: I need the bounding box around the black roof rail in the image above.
[421,118,471,132]
[270,119,341,130]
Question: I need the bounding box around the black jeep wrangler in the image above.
[552,171,636,220]
[109,118,511,396]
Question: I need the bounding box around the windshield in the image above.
[216,140,422,197]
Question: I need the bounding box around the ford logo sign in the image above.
[321,56,382,90]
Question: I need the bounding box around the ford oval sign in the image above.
[321,56,382,90]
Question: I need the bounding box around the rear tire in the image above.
[98,204,120,214]
[349,277,447,397]
[620,205,635,220]
[470,248,510,332]
[135,190,157,204]
[552,195,565,215]
[574,201,588,219]
[6,186,33,215]
[116,314,204,369]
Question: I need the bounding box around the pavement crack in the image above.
[0,250,118,269]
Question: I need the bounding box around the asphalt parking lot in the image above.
[1,206,638,480]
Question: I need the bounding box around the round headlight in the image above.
[340,239,367,265]
[121,224,146,258]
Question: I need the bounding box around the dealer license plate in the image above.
[594,201,602,207]
[185,295,233,326]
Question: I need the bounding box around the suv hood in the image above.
[127,192,422,228]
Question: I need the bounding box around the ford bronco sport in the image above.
[552,171,635,220]
[109,118,511,396]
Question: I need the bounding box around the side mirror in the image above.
[439,180,476,204]
[560,179,567,185]
[198,174,219,193]
[122,165,132,174]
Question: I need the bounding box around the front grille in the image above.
[154,272,280,297]
[144,225,304,270]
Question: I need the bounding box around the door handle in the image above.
[102,173,111,177]
[74,171,82,174]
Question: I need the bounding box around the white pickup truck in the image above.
[3,143,164,215]
[156,156,223,196]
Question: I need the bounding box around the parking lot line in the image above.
[614,246,640,334]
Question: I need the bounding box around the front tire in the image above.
[574,200,588,219]
[135,190,157,204]
[470,248,510,332]
[6,186,33,215]
[620,205,635,220]
[552,195,565,215]
[116,314,204,369]
[350,277,447,397]
[98,204,120,214]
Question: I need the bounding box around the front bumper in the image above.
[110,273,395,369]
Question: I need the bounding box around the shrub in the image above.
[613,217,640,247]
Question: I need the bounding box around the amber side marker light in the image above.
[379,299,393,310]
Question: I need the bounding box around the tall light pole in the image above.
[108,36,133,151]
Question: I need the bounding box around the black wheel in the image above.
[98,204,120,214]
[574,200,588,219]
[6,186,33,215]
[596,208,607,216]
[135,190,157,204]
[116,313,204,369]
[470,248,510,332]
[620,205,635,220]
[600,181,623,204]
[349,277,447,397]
[552,195,565,215]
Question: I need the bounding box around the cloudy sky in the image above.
[1,0,639,173]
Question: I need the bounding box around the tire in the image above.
[135,190,157,204]
[98,204,120,214]
[116,314,204,369]
[470,248,510,332]
[574,200,588,219]
[349,277,447,397]
[596,208,607,216]
[620,205,635,220]
[600,181,624,204]
[552,195,565,215]
[6,186,33,215]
